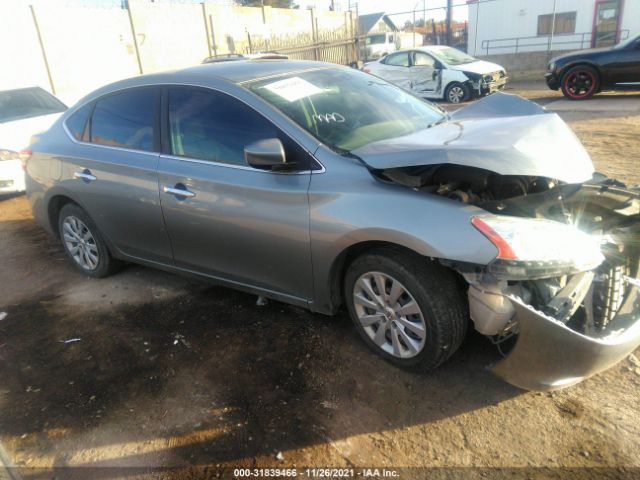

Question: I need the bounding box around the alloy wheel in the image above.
[352,271,427,359]
[564,69,596,99]
[62,215,99,270]
[448,86,465,103]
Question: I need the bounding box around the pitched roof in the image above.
[358,12,398,35]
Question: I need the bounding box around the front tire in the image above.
[561,65,599,100]
[58,203,120,278]
[445,82,470,103]
[344,249,467,370]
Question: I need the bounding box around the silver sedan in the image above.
[25,60,640,391]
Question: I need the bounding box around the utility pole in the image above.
[445,0,452,46]
[548,0,558,59]
[422,0,425,46]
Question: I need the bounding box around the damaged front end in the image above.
[357,93,640,390]
[390,172,640,390]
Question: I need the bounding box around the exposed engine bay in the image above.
[376,164,640,340]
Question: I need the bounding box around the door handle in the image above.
[73,169,96,182]
[163,184,195,199]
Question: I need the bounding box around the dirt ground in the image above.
[1,82,639,480]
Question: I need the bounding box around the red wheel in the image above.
[561,65,599,100]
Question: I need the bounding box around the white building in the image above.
[467,0,640,56]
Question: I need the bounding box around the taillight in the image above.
[363,68,371,73]
[19,149,32,171]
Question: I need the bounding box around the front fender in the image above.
[308,147,499,313]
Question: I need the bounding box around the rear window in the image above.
[0,87,67,123]
[65,103,92,141]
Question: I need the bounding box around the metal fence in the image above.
[480,29,630,55]
[246,27,359,66]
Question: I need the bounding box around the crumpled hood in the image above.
[451,59,504,74]
[352,93,594,184]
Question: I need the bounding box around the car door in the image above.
[157,86,315,302]
[63,86,173,263]
[409,51,440,95]
[617,37,640,84]
[375,52,412,90]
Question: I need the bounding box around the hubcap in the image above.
[448,86,465,103]
[353,272,427,359]
[62,216,99,270]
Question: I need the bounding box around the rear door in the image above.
[62,86,173,263]
[157,86,315,302]
[374,52,412,90]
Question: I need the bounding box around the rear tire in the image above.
[445,82,470,103]
[344,248,467,371]
[58,203,121,278]
[561,65,599,100]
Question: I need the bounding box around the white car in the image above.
[364,45,508,103]
[0,86,66,195]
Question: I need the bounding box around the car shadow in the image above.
[0,251,519,475]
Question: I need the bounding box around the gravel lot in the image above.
[0,82,639,480]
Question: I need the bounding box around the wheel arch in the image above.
[560,61,605,91]
[326,240,431,315]
[47,194,81,237]
[443,80,471,102]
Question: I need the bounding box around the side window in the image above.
[383,52,409,67]
[90,88,157,152]
[168,88,277,166]
[65,102,92,141]
[413,52,435,68]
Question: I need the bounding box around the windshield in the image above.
[0,87,67,123]
[429,47,476,66]
[615,33,640,49]
[246,67,446,151]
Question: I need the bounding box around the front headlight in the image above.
[472,215,605,280]
[462,71,482,82]
[547,62,556,72]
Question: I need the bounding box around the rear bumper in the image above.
[492,287,640,391]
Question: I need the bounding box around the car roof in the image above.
[78,60,337,103]
[388,45,454,55]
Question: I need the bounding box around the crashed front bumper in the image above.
[475,76,508,97]
[493,287,640,391]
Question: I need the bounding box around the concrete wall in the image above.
[468,0,640,56]
[2,2,354,105]
[0,4,51,94]
[129,0,209,73]
[476,49,574,82]
[34,4,139,104]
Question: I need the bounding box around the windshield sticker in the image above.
[263,76,324,102]
[312,112,346,124]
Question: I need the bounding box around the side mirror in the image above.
[244,138,286,170]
